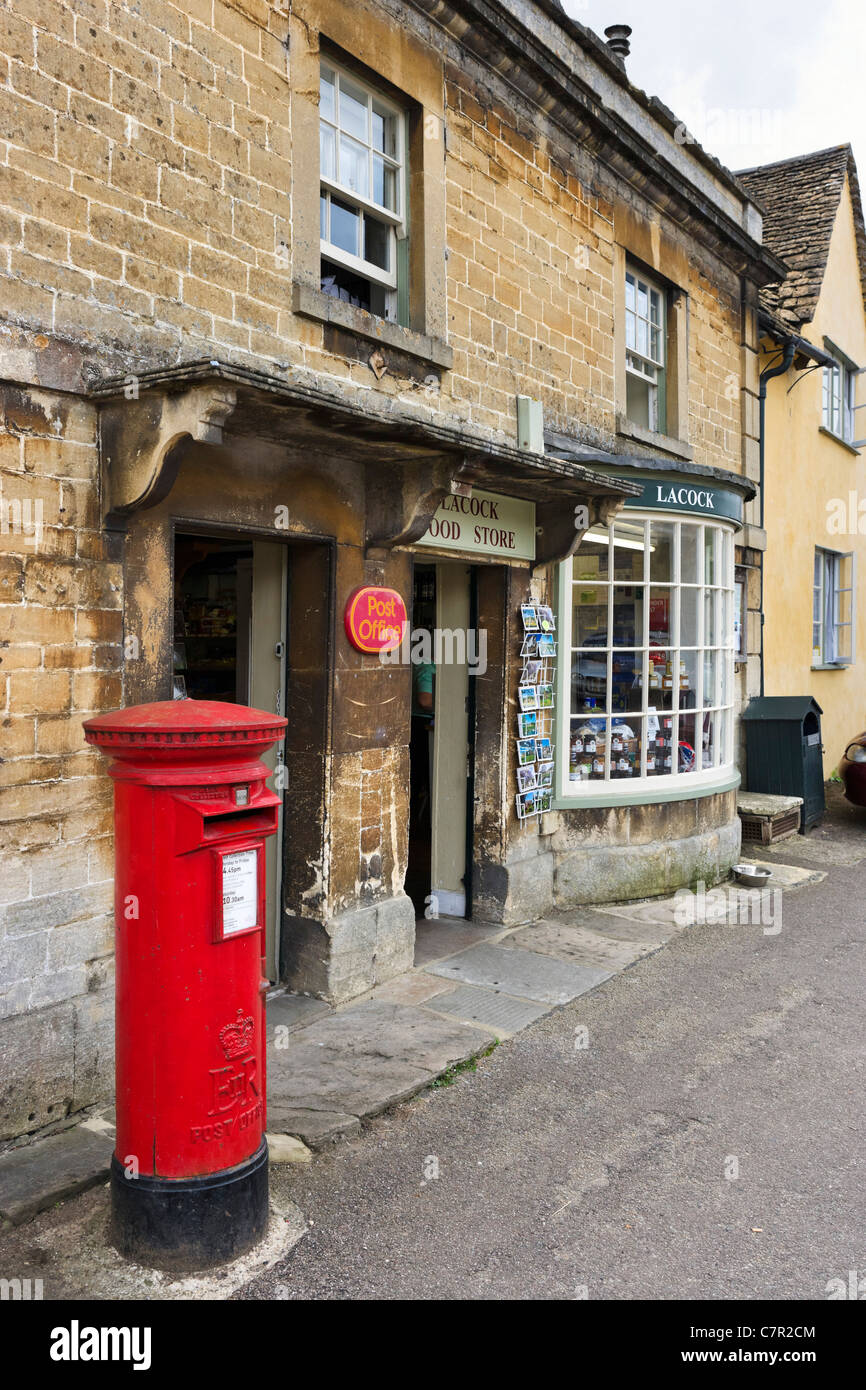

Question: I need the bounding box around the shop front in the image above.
[540,464,753,905]
[99,363,637,1003]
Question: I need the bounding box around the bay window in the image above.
[559,515,736,795]
[319,60,406,322]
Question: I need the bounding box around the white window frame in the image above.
[557,514,737,799]
[813,546,855,667]
[319,59,406,307]
[625,268,666,432]
[822,349,856,442]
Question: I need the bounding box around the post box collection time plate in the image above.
[213,844,263,941]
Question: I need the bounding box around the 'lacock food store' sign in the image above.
[417,489,536,561]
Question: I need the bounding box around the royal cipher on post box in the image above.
[83,699,287,1271]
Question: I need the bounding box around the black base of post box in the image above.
[110,1139,269,1272]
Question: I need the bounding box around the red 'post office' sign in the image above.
[344,586,407,654]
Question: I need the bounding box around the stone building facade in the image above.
[0,0,782,1142]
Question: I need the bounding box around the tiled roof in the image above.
[736,145,866,329]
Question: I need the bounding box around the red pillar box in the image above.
[83,699,287,1271]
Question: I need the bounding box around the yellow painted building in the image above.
[739,147,866,776]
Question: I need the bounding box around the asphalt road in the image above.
[244,806,866,1301]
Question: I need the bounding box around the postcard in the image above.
[516,737,537,766]
[537,682,554,709]
[535,736,552,761]
[521,604,539,632]
[517,763,538,792]
[518,685,539,712]
[537,760,554,788]
[518,711,538,739]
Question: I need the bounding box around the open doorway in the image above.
[406,559,476,932]
[173,533,287,978]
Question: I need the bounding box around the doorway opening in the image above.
[172,533,287,979]
[406,559,477,934]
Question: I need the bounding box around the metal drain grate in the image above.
[428,984,549,1032]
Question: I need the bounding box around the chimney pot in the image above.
[604,24,632,58]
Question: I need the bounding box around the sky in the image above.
[560,0,866,179]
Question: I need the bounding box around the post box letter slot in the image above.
[202,808,277,841]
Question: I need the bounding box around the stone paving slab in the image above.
[426,984,549,1034]
[267,1105,361,1147]
[369,972,453,1007]
[266,1000,491,1141]
[503,920,661,971]
[266,992,331,1035]
[413,917,502,966]
[426,942,611,1004]
[0,1125,113,1226]
[733,859,826,889]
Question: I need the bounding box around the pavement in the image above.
[1,783,864,1298]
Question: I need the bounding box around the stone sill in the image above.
[552,769,740,809]
[615,415,694,462]
[818,425,861,456]
[292,283,453,370]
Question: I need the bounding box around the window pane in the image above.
[338,76,369,141]
[626,374,652,428]
[569,716,607,780]
[574,528,610,580]
[613,521,647,579]
[612,587,642,646]
[679,651,698,708]
[649,520,675,582]
[637,282,648,319]
[320,193,327,239]
[704,527,719,585]
[371,102,398,158]
[636,316,648,356]
[329,196,360,256]
[678,713,699,773]
[320,67,336,121]
[372,155,396,211]
[612,651,642,713]
[320,122,336,180]
[364,214,390,271]
[703,588,719,647]
[571,654,607,714]
[625,273,635,310]
[649,587,672,644]
[719,651,731,704]
[680,587,699,646]
[702,710,719,769]
[339,134,369,197]
[611,717,642,779]
[680,524,700,583]
[573,587,607,647]
[702,649,718,706]
[649,653,676,710]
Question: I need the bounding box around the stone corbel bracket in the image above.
[533,493,627,572]
[100,383,238,528]
[365,453,478,555]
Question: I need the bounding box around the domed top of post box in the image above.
[83,699,287,764]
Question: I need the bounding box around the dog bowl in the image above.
[733,863,772,887]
